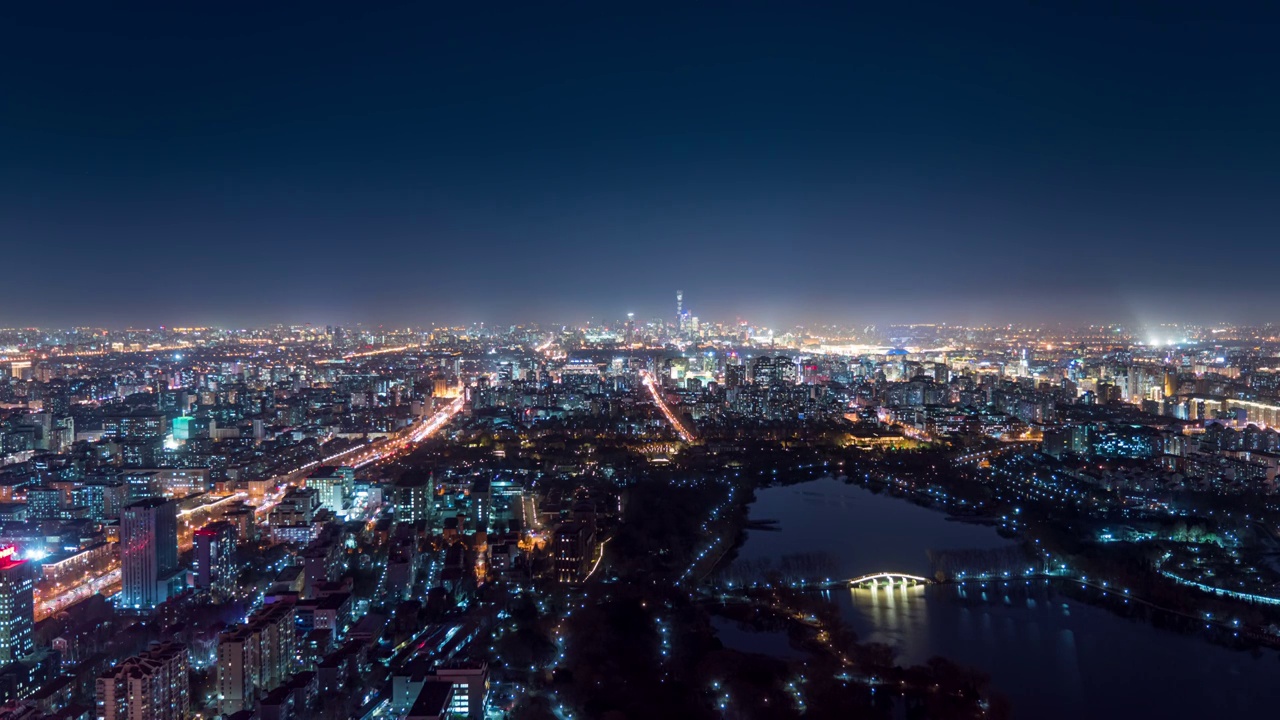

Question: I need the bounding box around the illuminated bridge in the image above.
[839,573,931,589]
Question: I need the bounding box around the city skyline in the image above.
[2,289,1279,337]
[4,300,1280,717]
[3,306,1279,344]
[6,3,1280,718]
[4,2,1280,327]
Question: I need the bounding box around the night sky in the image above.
[2,2,1277,328]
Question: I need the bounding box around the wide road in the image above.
[36,568,121,621]
[36,395,467,620]
[256,395,466,516]
[639,370,695,442]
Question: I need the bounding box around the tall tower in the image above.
[676,290,683,324]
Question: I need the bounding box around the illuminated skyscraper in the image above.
[675,290,693,336]
[119,498,180,611]
[0,547,34,664]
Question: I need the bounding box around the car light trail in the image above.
[255,395,465,517]
[640,371,695,442]
[35,567,121,621]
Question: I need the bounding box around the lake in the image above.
[726,478,1280,718]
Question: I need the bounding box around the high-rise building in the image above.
[724,363,746,389]
[217,600,298,716]
[393,473,433,526]
[751,356,797,386]
[554,522,595,584]
[95,642,190,720]
[43,379,71,417]
[0,547,34,664]
[193,521,238,602]
[119,498,180,611]
[305,466,354,516]
[676,289,692,336]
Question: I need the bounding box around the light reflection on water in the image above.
[733,478,1280,719]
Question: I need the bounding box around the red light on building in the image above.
[0,546,26,569]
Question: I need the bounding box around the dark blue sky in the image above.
[2,1,1277,328]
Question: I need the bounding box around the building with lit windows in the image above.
[0,547,34,664]
[25,487,61,521]
[750,355,797,386]
[305,465,354,515]
[193,521,238,601]
[101,412,165,440]
[94,642,189,720]
[270,523,323,545]
[119,498,180,612]
[216,599,298,716]
[554,522,594,584]
[74,480,128,521]
[393,473,434,525]
[269,487,319,526]
[429,662,489,719]
[724,363,746,389]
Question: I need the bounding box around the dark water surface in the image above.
[728,478,1280,719]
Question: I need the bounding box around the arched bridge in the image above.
[842,572,931,589]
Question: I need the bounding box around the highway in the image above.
[255,395,466,517]
[35,568,120,621]
[639,371,695,442]
[317,343,430,364]
[34,394,467,620]
[318,394,464,471]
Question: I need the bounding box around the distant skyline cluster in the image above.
[1,312,1277,340]
[1,305,1279,334]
